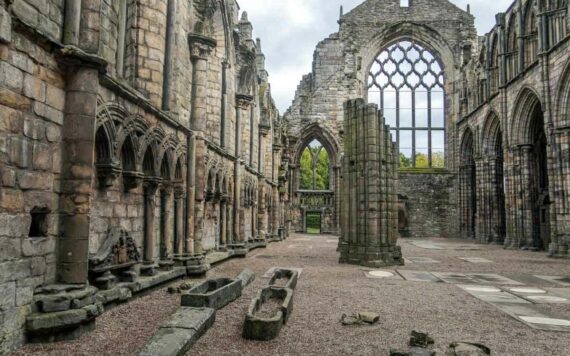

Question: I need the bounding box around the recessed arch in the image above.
[511,87,544,146]
[481,111,503,157]
[121,135,137,171]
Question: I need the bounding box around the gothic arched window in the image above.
[505,16,519,82]
[299,140,330,190]
[524,2,538,67]
[368,40,445,168]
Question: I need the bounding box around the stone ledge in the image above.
[138,307,216,356]
[26,302,104,343]
[124,267,187,294]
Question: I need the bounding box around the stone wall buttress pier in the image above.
[339,99,403,267]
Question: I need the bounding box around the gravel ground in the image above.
[13,235,570,356]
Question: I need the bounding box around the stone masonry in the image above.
[339,99,403,267]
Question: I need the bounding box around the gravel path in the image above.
[13,234,570,356]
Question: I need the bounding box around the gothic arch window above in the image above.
[524,2,538,67]
[505,16,519,82]
[368,39,445,168]
[299,139,331,191]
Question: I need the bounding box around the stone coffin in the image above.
[180,278,242,309]
[243,287,294,341]
[267,268,299,290]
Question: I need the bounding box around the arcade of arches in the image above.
[2,0,570,352]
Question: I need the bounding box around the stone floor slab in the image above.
[534,275,570,286]
[397,270,442,283]
[467,273,524,286]
[405,257,440,264]
[458,257,493,263]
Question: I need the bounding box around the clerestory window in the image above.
[368,40,446,169]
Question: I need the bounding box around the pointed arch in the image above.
[481,111,503,157]
[511,86,544,146]
[555,59,570,128]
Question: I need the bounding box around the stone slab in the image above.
[127,267,187,293]
[467,274,524,286]
[236,269,256,288]
[205,252,231,265]
[495,303,570,332]
[405,257,440,264]
[458,257,493,263]
[138,308,216,356]
[431,273,478,284]
[534,275,570,287]
[397,270,443,283]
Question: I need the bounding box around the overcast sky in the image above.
[237,0,509,113]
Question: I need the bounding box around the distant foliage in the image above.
[300,142,330,190]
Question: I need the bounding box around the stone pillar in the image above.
[63,0,81,45]
[339,99,404,267]
[220,200,227,246]
[174,185,186,255]
[233,94,253,247]
[520,145,535,249]
[189,34,216,255]
[58,58,102,284]
[186,135,195,255]
[142,179,159,275]
[162,0,177,110]
[226,202,233,244]
[158,185,174,271]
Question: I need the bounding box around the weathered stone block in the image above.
[0,6,11,44]
[1,61,24,92]
[0,282,16,310]
[268,268,298,290]
[18,171,53,190]
[23,74,46,102]
[11,0,39,28]
[181,278,242,310]
[0,237,21,262]
[138,308,216,356]
[236,268,255,288]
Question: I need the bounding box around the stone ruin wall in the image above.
[0,0,285,351]
[284,0,477,238]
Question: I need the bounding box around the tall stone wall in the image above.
[284,0,476,239]
[339,99,403,267]
[0,0,287,352]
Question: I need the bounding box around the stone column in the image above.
[159,185,174,268]
[63,0,81,46]
[142,179,160,275]
[174,185,186,255]
[339,99,403,267]
[58,57,103,284]
[226,202,233,244]
[234,94,253,246]
[220,199,227,246]
[189,34,216,255]
[186,135,195,255]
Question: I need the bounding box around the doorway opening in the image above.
[306,212,322,234]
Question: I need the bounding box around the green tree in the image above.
[300,147,313,189]
[432,151,445,168]
[415,153,429,168]
[400,153,412,168]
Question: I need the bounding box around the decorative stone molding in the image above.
[188,33,217,60]
[123,171,144,192]
[236,93,254,109]
[96,162,121,188]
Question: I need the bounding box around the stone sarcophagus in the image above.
[89,228,142,290]
[338,99,404,267]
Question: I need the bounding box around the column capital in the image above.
[144,177,162,195]
[188,34,217,60]
[236,94,254,109]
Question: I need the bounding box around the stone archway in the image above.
[459,128,476,239]
[509,88,551,250]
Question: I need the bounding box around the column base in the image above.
[338,243,405,268]
[141,262,158,277]
[227,243,248,257]
[185,254,211,276]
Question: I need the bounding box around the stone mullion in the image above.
[142,181,159,275]
[234,95,252,244]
